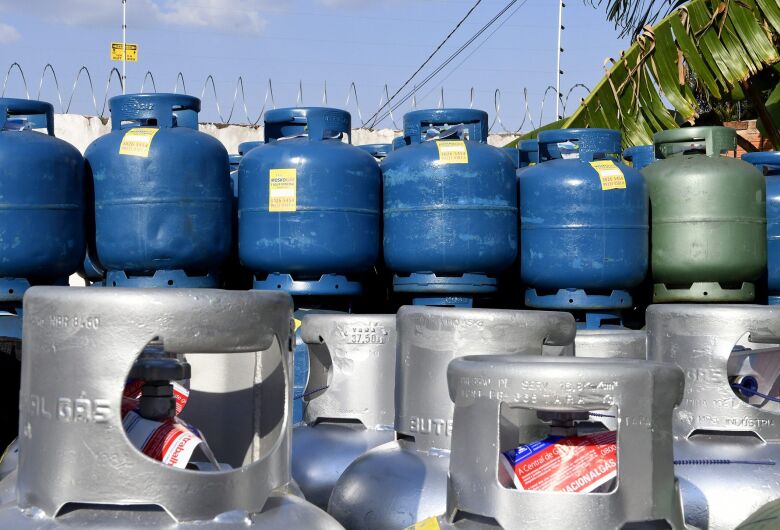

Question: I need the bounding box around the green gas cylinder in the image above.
[644,127,766,302]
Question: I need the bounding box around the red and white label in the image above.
[122,411,203,469]
[502,430,617,493]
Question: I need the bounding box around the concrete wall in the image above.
[52,114,519,153]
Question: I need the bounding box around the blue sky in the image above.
[0,0,630,132]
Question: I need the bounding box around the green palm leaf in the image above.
[585,0,689,38]
[563,0,780,147]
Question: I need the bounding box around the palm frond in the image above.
[567,0,780,147]
[585,0,689,38]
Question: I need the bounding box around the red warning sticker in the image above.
[122,411,204,469]
[502,430,617,493]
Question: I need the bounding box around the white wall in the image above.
[52,114,519,153]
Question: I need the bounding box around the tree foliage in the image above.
[585,0,689,38]
[566,0,780,147]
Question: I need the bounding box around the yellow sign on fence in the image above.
[111,42,138,62]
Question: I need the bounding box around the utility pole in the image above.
[555,0,565,120]
[122,0,127,94]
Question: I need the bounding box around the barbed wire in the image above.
[2,63,590,133]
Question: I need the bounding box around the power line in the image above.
[373,0,526,127]
[364,0,484,128]
[375,0,523,125]
[420,0,527,102]
[420,0,528,132]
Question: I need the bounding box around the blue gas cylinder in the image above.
[358,144,392,161]
[743,151,780,304]
[503,147,520,170]
[173,108,199,130]
[519,139,539,167]
[230,142,263,190]
[520,129,649,325]
[85,94,231,288]
[81,254,105,286]
[382,109,518,298]
[624,144,655,171]
[229,154,242,175]
[224,143,266,291]
[239,141,263,156]
[0,98,85,300]
[81,168,105,287]
[239,107,381,295]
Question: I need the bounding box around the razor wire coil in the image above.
[2,62,589,133]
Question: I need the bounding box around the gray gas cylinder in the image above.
[0,439,17,482]
[421,354,685,529]
[572,328,646,359]
[178,348,259,468]
[327,307,576,530]
[292,314,397,509]
[736,497,780,528]
[544,328,646,359]
[572,329,647,432]
[647,305,780,530]
[0,287,342,529]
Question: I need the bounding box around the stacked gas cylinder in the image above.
[0,94,779,530]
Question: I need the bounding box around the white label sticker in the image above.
[557,141,580,160]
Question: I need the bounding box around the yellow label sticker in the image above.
[405,517,441,530]
[436,140,469,164]
[294,318,302,332]
[590,160,627,190]
[111,42,138,62]
[119,128,159,157]
[269,168,297,212]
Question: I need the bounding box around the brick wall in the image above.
[724,119,773,156]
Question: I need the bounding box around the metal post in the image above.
[122,0,127,94]
[555,0,564,120]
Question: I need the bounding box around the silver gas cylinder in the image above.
[0,287,342,529]
[328,307,576,530]
[0,303,23,464]
[571,329,647,433]
[418,354,685,529]
[573,328,646,359]
[0,439,17,481]
[736,497,780,528]
[292,314,397,509]
[647,305,780,530]
[0,441,15,506]
[178,348,259,468]
[544,328,646,359]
